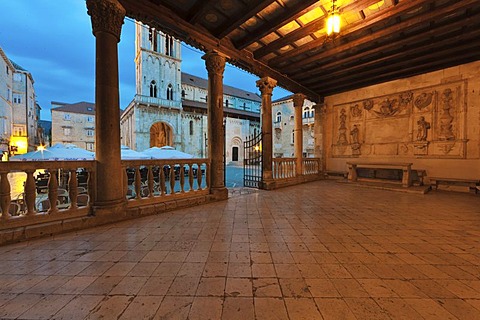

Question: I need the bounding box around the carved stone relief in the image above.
[414,92,433,111]
[438,88,455,141]
[350,104,362,118]
[337,109,348,146]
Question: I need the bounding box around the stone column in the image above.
[256,77,277,189]
[313,103,325,172]
[293,93,305,177]
[87,0,126,213]
[203,51,228,200]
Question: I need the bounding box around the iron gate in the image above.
[243,132,262,188]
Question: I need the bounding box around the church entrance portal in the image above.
[150,122,173,147]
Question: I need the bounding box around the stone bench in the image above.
[346,162,413,187]
[429,177,480,194]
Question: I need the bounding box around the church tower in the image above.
[135,23,182,103]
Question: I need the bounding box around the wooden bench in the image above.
[346,162,413,187]
[429,177,480,193]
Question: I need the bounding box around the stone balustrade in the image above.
[303,158,321,175]
[273,158,297,179]
[122,158,210,208]
[0,160,95,230]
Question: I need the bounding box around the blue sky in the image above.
[0,0,291,121]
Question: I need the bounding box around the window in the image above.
[165,35,174,56]
[291,130,294,144]
[86,129,94,137]
[232,147,239,161]
[5,66,8,74]
[166,84,173,100]
[63,128,71,136]
[13,125,26,136]
[64,114,71,121]
[275,111,282,123]
[225,99,229,107]
[181,90,186,99]
[87,116,94,123]
[189,120,193,135]
[149,27,158,52]
[149,80,157,97]
[7,89,10,101]
[243,102,246,110]
[303,107,310,119]
[310,108,315,118]
[86,142,94,151]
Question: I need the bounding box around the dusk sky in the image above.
[0,0,291,121]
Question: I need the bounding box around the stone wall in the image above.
[324,60,480,179]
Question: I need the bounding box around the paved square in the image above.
[0,181,479,319]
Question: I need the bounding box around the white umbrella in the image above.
[121,145,151,160]
[10,143,95,161]
[142,146,194,159]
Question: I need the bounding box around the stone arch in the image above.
[230,136,243,163]
[150,121,174,148]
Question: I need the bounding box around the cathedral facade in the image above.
[120,23,261,164]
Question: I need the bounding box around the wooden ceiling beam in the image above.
[311,42,480,94]
[253,0,380,59]
[303,27,480,87]
[291,13,479,80]
[276,0,476,74]
[119,0,320,102]
[187,0,217,24]
[234,0,319,50]
[215,0,276,39]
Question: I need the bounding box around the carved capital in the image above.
[87,0,126,42]
[292,93,306,108]
[204,52,226,75]
[256,77,277,96]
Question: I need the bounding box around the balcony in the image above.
[135,95,182,109]
[302,117,314,125]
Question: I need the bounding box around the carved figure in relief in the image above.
[414,92,433,110]
[416,116,430,141]
[363,99,374,111]
[350,104,362,118]
[439,88,455,140]
[350,125,359,144]
[374,98,400,117]
[337,109,348,145]
[399,91,413,106]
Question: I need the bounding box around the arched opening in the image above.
[150,122,173,147]
[275,111,282,123]
[189,120,193,135]
[232,146,239,162]
[149,80,157,98]
[166,84,173,100]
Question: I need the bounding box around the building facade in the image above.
[120,23,261,164]
[0,46,39,158]
[272,96,316,158]
[51,101,96,151]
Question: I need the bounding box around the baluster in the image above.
[134,167,141,199]
[197,164,203,190]
[48,170,59,214]
[169,165,175,194]
[24,170,36,215]
[68,169,78,210]
[188,164,194,192]
[160,166,166,196]
[87,168,95,209]
[0,171,11,220]
[122,165,128,198]
[180,163,185,193]
[148,165,154,197]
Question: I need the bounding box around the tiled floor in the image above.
[1,180,479,319]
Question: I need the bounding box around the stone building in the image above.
[0,46,39,157]
[272,95,315,158]
[50,101,96,151]
[120,22,261,164]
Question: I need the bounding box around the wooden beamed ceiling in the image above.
[119,0,480,102]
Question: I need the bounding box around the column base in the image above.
[260,179,276,190]
[209,187,229,201]
[92,198,127,221]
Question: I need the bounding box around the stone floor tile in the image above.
[196,277,226,296]
[0,293,44,319]
[203,262,228,277]
[250,251,272,264]
[19,294,75,319]
[81,275,123,295]
[227,263,251,278]
[153,295,193,320]
[225,277,253,297]
[26,275,72,294]
[284,297,323,320]
[103,262,137,276]
[0,275,47,294]
[85,295,133,320]
[119,296,163,320]
[279,278,312,298]
[437,298,480,319]
[138,276,174,296]
[358,279,399,298]
[314,298,357,320]
[409,279,458,299]
[253,278,283,297]
[152,262,183,277]
[331,279,370,298]
[275,263,303,278]
[405,298,457,319]
[305,278,341,298]
[110,276,148,295]
[78,261,115,276]
[188,296,223,320]
[254,297,289,320]
[222,297,255,320]
[167,276,201,296]
[344,297,390,319]
[375,298,424,319]
[51,295,105,320]
[252,263,277,278]
[54,276,97,294]
[320,264,352,279]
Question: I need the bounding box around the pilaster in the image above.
[293,93,305,177]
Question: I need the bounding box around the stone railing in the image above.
[303,158,321,175]
[122,158,210,208]
[135,94,182,109]
[0,160,95,230]
[273,158,296,179]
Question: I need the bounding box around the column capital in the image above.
[256,77,277,96]
[292,93,306,108]
[87,0,126,42]
[203,51,226,75]
[313,103,325,112]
